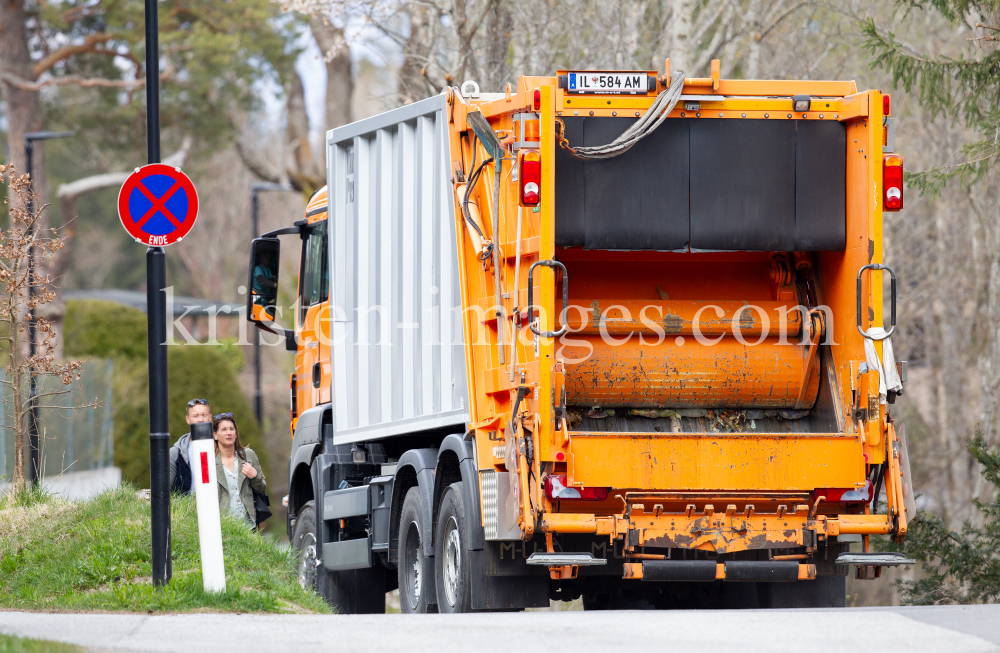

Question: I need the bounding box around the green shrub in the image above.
[216,336,246,373]
[112,345,265,488]
[889,429,1000,605]
[64,300,147,360]
[64,301,267,490]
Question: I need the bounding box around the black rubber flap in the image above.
[724,560,799,582]
[641,560,717,582]
[554,118,586,247]
[191,422,213,441]
[690,119,796,251]
[795,120,847,250]
[553,117,846,252]
[554,117,689,250]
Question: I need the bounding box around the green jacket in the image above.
[215,448,266,524]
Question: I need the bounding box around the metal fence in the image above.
[0,359,114,483]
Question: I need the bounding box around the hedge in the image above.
[63,300,266,489]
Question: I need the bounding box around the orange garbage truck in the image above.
[246,60,914,613]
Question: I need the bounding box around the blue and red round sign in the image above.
[117,164,199,246]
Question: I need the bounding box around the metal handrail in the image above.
[857,263,896,340]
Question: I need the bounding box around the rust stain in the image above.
[639,514,806,554]
[663,313,683,334]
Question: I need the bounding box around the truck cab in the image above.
[291,192,331,432]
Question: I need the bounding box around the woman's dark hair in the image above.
[212,414,246,459]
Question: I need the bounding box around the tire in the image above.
[398,487,436,613]
[435,482,472,612]
[292,500,386,614]
[292,501,320,592]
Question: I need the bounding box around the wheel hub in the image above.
[443,517,461,606]
[297,533,317,589]
[405,521,422,608]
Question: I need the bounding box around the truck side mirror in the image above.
[248,238,281,323]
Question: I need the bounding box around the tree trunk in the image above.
[452,0,482,90]
[399,3,432,104]
[287,72,318,180]
[483,0,512,92]
[0,0,48,218]
[309,15,353,131]
[668,0,694,76]
[0,0,39,175]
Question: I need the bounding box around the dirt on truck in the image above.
[246,59,915,612]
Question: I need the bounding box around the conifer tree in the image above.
[863,1,1000,191]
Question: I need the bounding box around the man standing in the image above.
[169,398,212,493]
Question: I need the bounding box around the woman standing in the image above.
[213,413,266,528]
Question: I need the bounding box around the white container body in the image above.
[190,438,227,593]
[326,93,470,445]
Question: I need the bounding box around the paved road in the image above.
[1,606,997,653]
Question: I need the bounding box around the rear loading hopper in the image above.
[448,67,910,597]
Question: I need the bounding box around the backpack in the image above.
[172,449,193,494]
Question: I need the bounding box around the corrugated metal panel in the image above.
[326,94,469,444]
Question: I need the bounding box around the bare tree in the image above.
[0,167,88,494]
[311,15,355,130]
[484,0,514,90]
[236,7,356,192]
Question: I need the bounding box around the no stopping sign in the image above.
[118,164,199,246]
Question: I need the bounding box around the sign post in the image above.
[190,422,226,593]
[23,130,73,487]
[135,0,199,586]
[143,0,170,588]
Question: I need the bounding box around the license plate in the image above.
[567,72,649,95]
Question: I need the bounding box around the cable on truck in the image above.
[462,134,495,265]
[555,71,686,160]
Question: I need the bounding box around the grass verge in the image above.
[0,633,82,653]
[0,484,329,613]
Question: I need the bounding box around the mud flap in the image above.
[469,548,548,611]
[758,575,846,608]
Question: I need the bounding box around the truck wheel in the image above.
[292,500,320,591]
[398,487,435,613]
[435,482,472,612]
[292,500,386,613]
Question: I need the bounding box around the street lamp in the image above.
[24,130,74,487]
[250,182,294,427]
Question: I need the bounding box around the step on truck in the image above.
[246,60,915,612]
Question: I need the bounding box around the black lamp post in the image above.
[23,130,74,487]
[250,182,294,427]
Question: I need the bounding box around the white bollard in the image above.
[190,422,226,593]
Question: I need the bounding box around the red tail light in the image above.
[815,481,873,503]
[544,475,608,500]
[519,150,541,206]
[883,154,903,211]
[533,88,541,111]
[883,94,891,116]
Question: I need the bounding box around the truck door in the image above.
[296,219,330,417]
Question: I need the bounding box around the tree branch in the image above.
[0,72,142,91]
[757,2,808,43]
[32,33,115,77]
[234,138,282,185]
